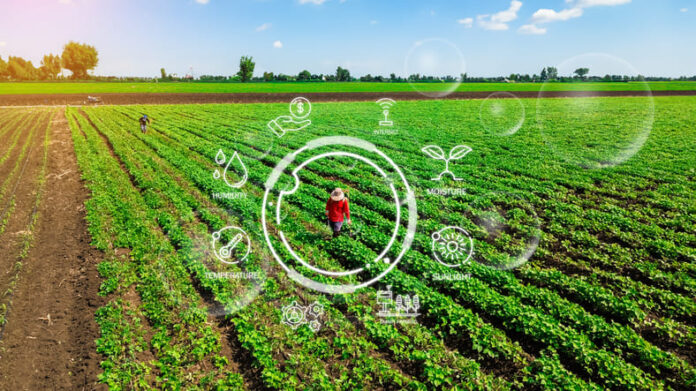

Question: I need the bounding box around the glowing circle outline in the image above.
[261,136,418,294]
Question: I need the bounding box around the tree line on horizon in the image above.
[0,41,98,81]
[1,49,695,82]
[163,57,696,83]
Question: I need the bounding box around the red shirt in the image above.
[326,198,350,222]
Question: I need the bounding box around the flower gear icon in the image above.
[281,301,305,329]
[280,301,324,332]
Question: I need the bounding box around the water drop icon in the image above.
[215,149,226,165]
[213,149,248,188]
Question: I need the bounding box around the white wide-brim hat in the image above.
[330,188,345,201]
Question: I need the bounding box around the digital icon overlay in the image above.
[262,136,418,294]
[421,144,472,181]
[211,226,251,265]
[267,96,312,138]
[376,285,420,324]
[376,98,395,127]
[281,301,324,332]
[431,226,474,268]
[213,149,248,188]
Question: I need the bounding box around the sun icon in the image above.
[437,232,470,261]
[431,226,474,268]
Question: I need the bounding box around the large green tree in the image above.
[574,67,589,81]
[61,41,98,79]
[0,56,7,79]
[336,66,351,81]
[7,56,37,80]
[297,69,311,81]
[40,54,62,80]
[237,56,255,82]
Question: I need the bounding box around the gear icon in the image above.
[280,300,324,332]
[281,301,305,329]
[309,302,324,318]
[308,320,321,332]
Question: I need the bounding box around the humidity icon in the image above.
[213,149,248,188]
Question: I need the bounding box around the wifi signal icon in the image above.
[376,98,396,127]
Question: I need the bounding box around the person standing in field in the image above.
[326,188,351,238]
[139,114,150,133]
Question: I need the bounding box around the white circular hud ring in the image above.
[262,136,418,294]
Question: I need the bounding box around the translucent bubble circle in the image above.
[479,92,526,136]
[537,53,654,169]
[403,38,466,98]
[186,207,271,317]
[467,191,541,271]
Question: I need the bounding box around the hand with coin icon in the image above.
[267,97,312,137]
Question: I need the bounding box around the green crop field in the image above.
[47,95,696,390]
[0,81,695,95]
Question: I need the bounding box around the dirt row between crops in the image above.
[1,89,695,106]
[0,111,104,391]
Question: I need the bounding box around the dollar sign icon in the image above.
[289,97,311,120]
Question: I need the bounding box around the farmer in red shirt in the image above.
[325,188,351,238]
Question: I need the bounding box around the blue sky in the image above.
[0,0,693,78]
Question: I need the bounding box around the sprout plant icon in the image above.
[213,149,248,188]
[421,145,472,181]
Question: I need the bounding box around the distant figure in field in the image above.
[325,188,351,238]
[139,114,150,133]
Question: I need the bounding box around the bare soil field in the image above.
[0,110,104,391]
[0,89,693,106]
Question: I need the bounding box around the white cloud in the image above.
[522,0,630,35]
[493,0,523,22]
[531,7,583,23]
[369,20,378,25]
[299,0,326,4]
[273,40,283,48]
[195,0,209,4]
[477,1,522,31]
[0,41,6,47]
[680,8,688,12]
[477,15,508,30]
[256,23,271,32]
[58,0,73,4]
[457,17,473,28]
[518,24,547,34]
